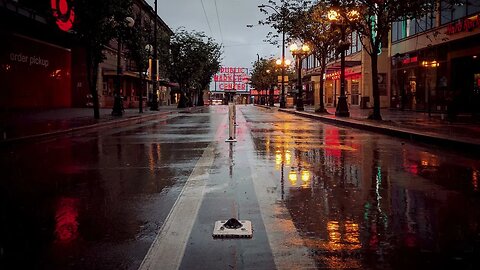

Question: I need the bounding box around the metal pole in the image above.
[280,28,286,108]
[150,0,159,110]
[296,55,304,111]
[112,32,123,116]
[335,23,350,117]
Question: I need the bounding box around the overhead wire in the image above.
[213,0,224,45]
[200,0,213,36]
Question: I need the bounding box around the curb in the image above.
[278,108,480,154]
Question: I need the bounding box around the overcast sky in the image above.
[146,0,283,70]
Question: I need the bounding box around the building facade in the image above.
[390,0,480,115]
[0,0,172,110]
[303,30,390,111]
[98,0,174,109]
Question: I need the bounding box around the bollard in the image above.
[225,102,237,142]
[233,102,238,126]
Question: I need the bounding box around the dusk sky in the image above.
[147,0,284,71]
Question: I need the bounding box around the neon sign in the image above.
[213,66,249,92]
[446,15,480,35]
[51,0,75,32]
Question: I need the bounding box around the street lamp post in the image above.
[150,0,159,111]
[276,57,291,106]
[328,9,358,117]
[258,4,287,108]
[112,16,135,116]
[289,43,310,111]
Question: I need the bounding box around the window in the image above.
[408,19,417,36]
[392,21,399,42]
[441,0,454,24]
[467,0,480,15]
[453,1,467,19]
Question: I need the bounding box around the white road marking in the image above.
[138,144,215,270]
[240,109,317,269]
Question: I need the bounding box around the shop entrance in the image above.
[451,56,480,114]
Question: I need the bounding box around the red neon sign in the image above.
[402,56,418,65]
[51,0,75,32]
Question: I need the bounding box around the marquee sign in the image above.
[213,67,249,92]
[51,0,75,32]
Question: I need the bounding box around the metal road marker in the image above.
[212,218,253,238]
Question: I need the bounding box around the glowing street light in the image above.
[290,43,311,111]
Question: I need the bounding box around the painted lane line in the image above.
[138,144,216,270]
[239,108,317,269]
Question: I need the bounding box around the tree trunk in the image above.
[86,50,100,119]
[177,88,187,108]
[197,89,204,106]
[369,52,382,120]
[315,62,327,113]
[138,69,144,113]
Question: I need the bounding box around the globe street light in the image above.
[258,4,287,108]
[112,16,135,116]
[290,43,310,111]
[328,9,359,117]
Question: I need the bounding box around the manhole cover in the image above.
[212,218,252,238]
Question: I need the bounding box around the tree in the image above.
[250,58,277,92]
[260,0,441,119]
[331,0,436,119]
[169,29,222,108]
[73,0,132,119]
[286,1,340,113]
[124,11,150,113]
[260,0,339,113]
[195,44,222,106]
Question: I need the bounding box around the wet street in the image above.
[1,105,480,269]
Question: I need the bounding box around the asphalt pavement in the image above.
[2,104,480,153]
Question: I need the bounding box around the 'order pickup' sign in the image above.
[213,67,249,92]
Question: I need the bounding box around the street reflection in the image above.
[250,113,480,269]
[55,197,79,243]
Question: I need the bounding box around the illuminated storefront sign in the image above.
[446,14,480,35]
[213,66,249,92]
[1,34,72,109]
[51,0,75,32]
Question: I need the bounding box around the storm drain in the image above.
[212,218,252,238]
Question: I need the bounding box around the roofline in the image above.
[137,0,174,36]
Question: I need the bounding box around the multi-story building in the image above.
[0,0,172,110]
[98,0,173,109]
[391,0,480,115]
[303,1,480,116]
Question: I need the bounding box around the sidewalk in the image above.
[261,104,480,153]
[0,106,192,143]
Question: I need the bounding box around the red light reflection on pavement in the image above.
[55,197,80,243]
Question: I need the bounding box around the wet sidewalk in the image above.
[264,104,480,152]
[0,106,184,143]
[3,104,480,152]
